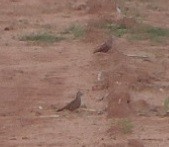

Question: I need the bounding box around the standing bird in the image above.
[93,36,114,53]
[57,91,83,112]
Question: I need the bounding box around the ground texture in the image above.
[0,0,169,147]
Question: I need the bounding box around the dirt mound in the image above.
[106,66,160,118]
[107,89,133,118]
[105,50,160,118]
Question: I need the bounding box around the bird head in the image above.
[77,91,83,97]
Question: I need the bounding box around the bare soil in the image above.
[0,0,169,147]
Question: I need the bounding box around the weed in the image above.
[147,4,160,11]
[129,25,169,42]
[164,98,169,112]
[102,23,128,37]
[146,27,169,37]
[102,22,169,43]
[61,24,86,38]
[20,32,65,43]
[117,119,134,134]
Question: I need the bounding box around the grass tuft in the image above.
[128,25,169,42]
[146,27,169,37]
[164,98,169,112]
[61,24,86,38]
[20,33,65,43]
[99,20,169,43]
[117,119,134,134]
[103,23,128,37]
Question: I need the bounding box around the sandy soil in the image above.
[0,0,169,147]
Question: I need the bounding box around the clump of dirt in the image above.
[108,64,137,87]
[107,89,133,118]
[130,99,150,114]
[105,50,161,118]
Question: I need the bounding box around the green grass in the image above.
[61,24,86,38]
[20,33,65,43]
[103,23,128,37]
[146,27,169,37]
[100,20,169,43]
[117,119,134,134]
[129,25,169,42]
[164,98,169,112]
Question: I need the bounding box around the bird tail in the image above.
[56,106,65,112]
[93,49,99,54]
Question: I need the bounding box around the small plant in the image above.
[61,24,86,38]
[129,25,169,42]
[102,23,128,37]
[146,2,162,11]
[146,27,169,38]
[107,24,128,37]
[117,119,134,134]
[20,32,65,43]
[164,98,169,112]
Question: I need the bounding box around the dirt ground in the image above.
[1,0,169,147]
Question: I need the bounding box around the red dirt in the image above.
[1,0,169,147]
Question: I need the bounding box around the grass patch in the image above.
[117,119,134,134]
[61,24,86,38]
[129,25,169,42]
[20,33,65,43]
[100,20,169,43]
[146,27,169,37]
[103,23,128,37]
[164,98,169,112]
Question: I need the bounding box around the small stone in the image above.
[38,106,43,110]
[159,88,164,92]
[10,137,17,140]
[4,26,13,31]
[4,27,10,31]
[22,136,29,140]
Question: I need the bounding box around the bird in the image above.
[57,91,83,112]
[93,36,114,53]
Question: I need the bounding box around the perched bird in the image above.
[57,91,83,112]
[93,36,114,53]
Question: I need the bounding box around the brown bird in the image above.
[93,36,114,53]
[57,91,83,112]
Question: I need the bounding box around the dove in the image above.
[57,91,83,112]
[93,36,114,53]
